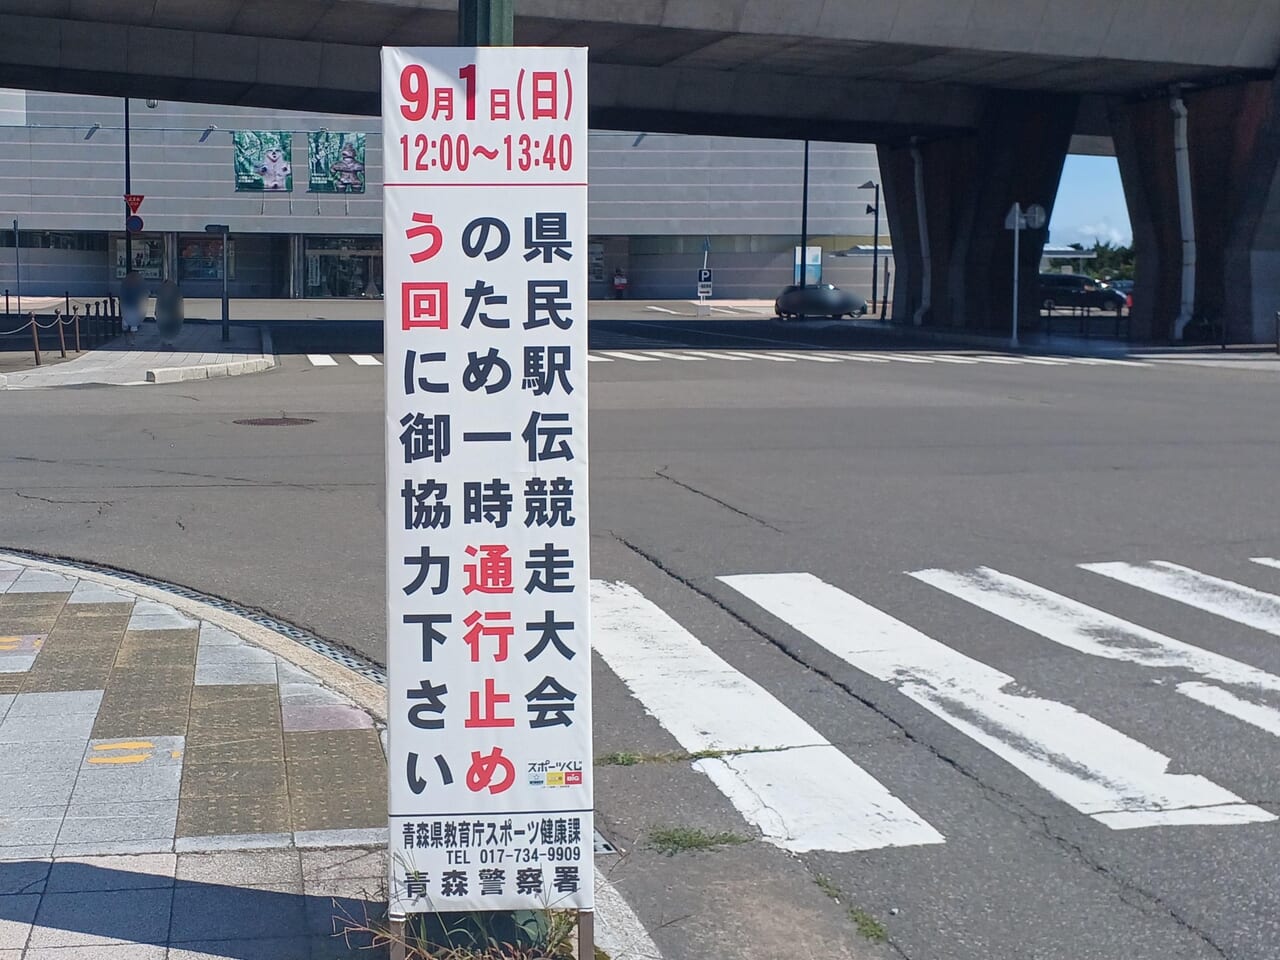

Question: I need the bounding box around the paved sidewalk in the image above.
[0,324,273,390]
[0,553,388,958]
[0,554,657,960]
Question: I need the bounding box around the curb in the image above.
[0,550,385,722]
[144,326,278,384]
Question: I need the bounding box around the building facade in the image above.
[0,89,888,303]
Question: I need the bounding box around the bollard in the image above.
[29,312,40,366]
[72,304,81,353]
[64,291,70,316]
[4,289,8,316]
[1275,311,1279,356]
[55,308,66,358]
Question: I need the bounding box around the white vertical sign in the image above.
[382,46,592,914]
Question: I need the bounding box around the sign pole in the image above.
[1011,203,1021,349]
[13,219,20,318]
[221,228,230,342]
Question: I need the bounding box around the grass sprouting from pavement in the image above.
[814,875,889,944]
[648,826,750,856]
[849,908,888,943]
[597,746,772,766]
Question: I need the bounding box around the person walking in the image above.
[612,267,628,300]
[120,270,147,346]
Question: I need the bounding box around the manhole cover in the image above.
[233,417,315,426]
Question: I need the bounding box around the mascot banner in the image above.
[308,132,367,194]
[233,131,294,192]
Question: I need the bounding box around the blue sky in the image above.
[1049,155,1132,248]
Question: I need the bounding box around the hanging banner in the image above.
[233,131,294,192]
[382,46,592,915]
[308,132,367,193]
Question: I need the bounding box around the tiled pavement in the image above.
[0,557,389,958]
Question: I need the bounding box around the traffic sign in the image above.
[125,215,144,234]
[124,194,144,215]
[1023,203,1047,230]
[697,281,713,298]
[698,268,712,284]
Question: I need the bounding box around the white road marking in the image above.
[586,354,615,362]
[764,352,843,363]
[964,355,1024,365]
[919,354,980,364]
[877,354,934,364]
[827,353,890,363]
[725,351,795,361]
[644,305,680,315]
[682,351,754,360]
[591,580,945,852]
[1083,561,1280,637]
[639,351,702,361]
[598,351,660,362]
[1250,557,1280,572]
[306,354,338,367]
[995,355,1068,365]
[349,355,381,366]
[595,874,665,960]
[720,572,1273,829]
[913,566,1280,737]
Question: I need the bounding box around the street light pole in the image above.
[799,139,810,289]
[123,98,132,274]
[860,180,880,315]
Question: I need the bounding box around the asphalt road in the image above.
[4,318,1280,960]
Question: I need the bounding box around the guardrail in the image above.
[1,290,122,365]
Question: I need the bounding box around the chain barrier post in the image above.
[72,304,81,353]
[29,312,40,365]
[55,308,67,358]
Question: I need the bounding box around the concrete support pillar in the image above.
[878,91,1078,335]
[1112,77,1280,342]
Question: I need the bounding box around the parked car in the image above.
[1109,279,1134,295]
[1039,273,1127,313]
[775,283,868,320]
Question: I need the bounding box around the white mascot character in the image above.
[257,148,291,191]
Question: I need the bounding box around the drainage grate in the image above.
[233,417,315,426]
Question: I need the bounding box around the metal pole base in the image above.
[389,912,407,960]
[577,909,594,960]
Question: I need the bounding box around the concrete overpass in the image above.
[3,0,1279,341]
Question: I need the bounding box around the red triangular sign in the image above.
[124,194,144,215]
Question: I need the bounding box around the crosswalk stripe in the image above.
[725,351,795,362]
[877,354,933,364]
[590,580,944,852]
[763,352,843,363]
[912,566,1280,737]
[814,352,889,363]
[1083,561,1280,638]
[306,354,338,367]
[586,354,615,362]
[350,355,381,366]
[720,572,1273,829]
[598,351,660,362]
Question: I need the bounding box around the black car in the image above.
[775,283,868,320]
[1039,273,1127,313]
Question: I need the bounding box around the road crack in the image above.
[14,491,113,507]
[654,468,783,532]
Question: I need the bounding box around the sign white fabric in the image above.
[382,45,592,914]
